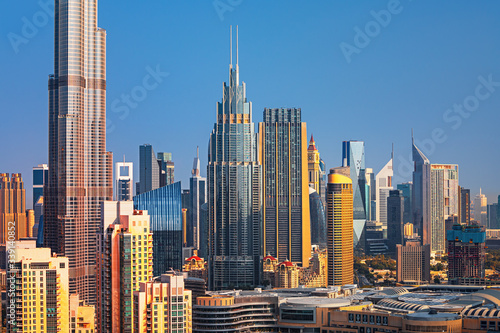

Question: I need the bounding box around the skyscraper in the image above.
[412,134,430,236]
[32,163,48,208]
[488,203,499,229]
[139,144,160,195]
[207,27,262,290]
[473,189,488,227]
[387,190,404,254]
[44,0,113,304]
[309,188,327,249]
[259,108,310,266]
[447,224,486,283]
[158,152,175,187]
[375,150,393,228]
[397,182,413,224]
[327,167,353,286]
[0,173,27,243]
[134,181,183,276]
[189,147,206,249]
[308,135,323,196]
[342,141,367,249]
[458,187,471,225]
[115,161,133,201]
[396,241,430,283]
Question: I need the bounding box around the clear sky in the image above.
[1,0,499,208]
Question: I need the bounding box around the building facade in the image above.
[32,164,48,209]
[97,201,153,332]
[387,189,404,254]
[412,135,430,238]
[259,107,310,266]
[309,188,327,248]
[69,294,95,333]
[188,147,206,250]
[474,189,488,227]
[138,144,160,195]
[115,161,133,201]
[397,182,413,224]
[0,173,27,243]
[447,224,486,282]
[44,0,113,304]
[158,152,175,187]
[134,181,183,275]
[459,187,471,225]
[207,29,262,290]
[376,152,394,229]
[396,241,431,283]
[327,167,354,286]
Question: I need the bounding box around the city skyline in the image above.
[2,2,500,207]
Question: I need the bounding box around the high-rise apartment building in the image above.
[133,273,192,333]
[207,28,262,290]
[474,189,488,227]
[115,161,133,201]
[327,167,353,286]
[189,147,206,249]
[458,187,471,225]
[158,152,175,187]
[396,241,430,284]
[32,164,48,208]
[69,294,95,333]
[7,239,69,333]
[259,108,310,266]
[447,224,486,282]
[134,181,183,275]
[342,141,368,249]
[97,201,153,332]
[44,0,113,304]
[387,190,404,254]
[397,182,413,224]
[0,173,28,243]
[375,152,393,228]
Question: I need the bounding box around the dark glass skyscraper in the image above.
[387,190,404,254]
[411,133,430,237]
[189,147,206,250]
[259,108,310,266]
[397,182,413,224]
[139,144,160,195]
[44,0,113,304]
[134,181,183,275]
[32,164,48,208]
[207,28,262,290]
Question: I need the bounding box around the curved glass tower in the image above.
[208,28,262,290]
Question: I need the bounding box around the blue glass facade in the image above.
[134,181,183,275]
[32,166,48,208]
[397,183,413,224]
[309,190,326,248]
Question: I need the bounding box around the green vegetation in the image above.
[485,249,500,271]
[431,263,445,271]
[364,255,396,271]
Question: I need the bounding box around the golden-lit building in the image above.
[300,249,328,288]
[327,168,354,286]
[404,222,414,238]
[0,173,28,243]
[69,294,95,333]
[259,108,310,267]
[276,260,300,289]
[26,209,34,237]
[133,273,192,333]
[263,255,279,286]
[7,239,69,332]
[97,201,153,332]
[308,135,321,192]
[183,253,208,282]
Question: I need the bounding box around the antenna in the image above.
[391,143,394,160]
[236,25,239,66]
[411,128,414,144]
[230,26,232,66]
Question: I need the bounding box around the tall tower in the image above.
[44,0,113,304]
[327,167,353,286]
[411,132,430,237]
[115,160,133,201]
[139,144,160,195]
[189,147,206,249]
[259,108,310,267]
[375,150,393,228]
[33,164,48,208]
[307,135,321,193]
[208,26,262,290]
[0,173,27,243]
[473,189,488,227]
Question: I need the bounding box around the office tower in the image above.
[327,167,354,286]
[412,134,431,236]
[387,190,404,254]
[375,151,394,228]
[69,294,95,333]
[458,187,471,225]
[139,144,160,195]
[134,181,183,275]
[309,188,327,248]
[115,161,133,201]
[447,224,486,282]
[97,201,153,332]
[396,241,431,283]
[26,209,34,237]
[365,168,374,221]
[33,196,44,246]
[259,108,310,266]
[342,141,368,249]
[7,239,70,333]
[44,0,113,305]
[189,147,207,249]
[158,152,175,186]
[133,273,192,333]
[404,222,414,238]
[199,202,208,259]
[397,182,413,224]
[487,203,498,229]
[426,164,459,253]
[0,173,27,243]
[207,27,262,290]
[474,189,488,227]
[32,164,48,208]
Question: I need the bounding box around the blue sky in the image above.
[1,0,499,208]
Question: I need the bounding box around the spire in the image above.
[236,25,239,67]
[391,143,394,160]
[192,146,201,177]
[230,25,232,67]
[308,134,317,151]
